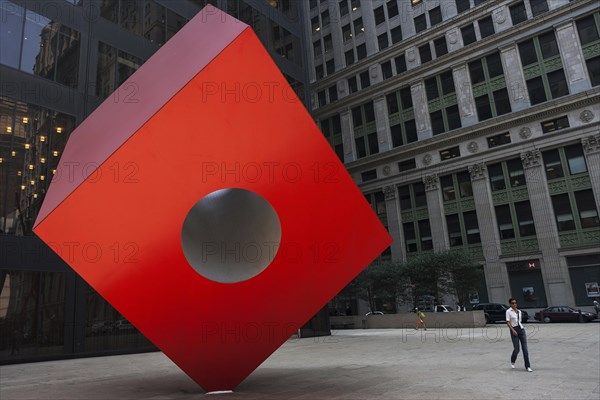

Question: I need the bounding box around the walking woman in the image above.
[506,298,532,372]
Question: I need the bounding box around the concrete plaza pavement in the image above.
[1,323,599,400]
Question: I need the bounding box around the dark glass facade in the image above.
[1,0,314,364]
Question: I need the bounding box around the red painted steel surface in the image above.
[34,7,392,393]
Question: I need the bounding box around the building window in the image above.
[359,70,370,89]
[478,16,495,39]
[506,158,525,188]
[339,0,349,16]
[541,116,569,133]
[315,64,324,79]
[429,6,442,27]
[462,24,476,46]
[328,85,338,102]
[576,13,600,86]
[97,42,142,99]
[391,26,403,44]
[374,6,386,25]
[543,149,564,180]
[530,0,549,17]
[434,36,448,57]
[456,0,470,14]
[378,33,389,50]
[387,86,416,147]
[404,222,418,252]
[495,205,515,239]
[312,16,320,33]
[519,31,569,105]
[381,61,393,79]
[323,35,333,53]
[575,190,600,228]
[398,158,416,172]
[342,24,352,41]
[361,169,377,182]
[515,201,536,237]
[348,76,358,93]
[321,10,330,27]
[326,59,335,75]
[487,132,511,148]
[395,54,407,73]
[510,2,528,25]
[552,194,576,231]
[426,71,460,135]
[387,1,399,19]
[354,18,364,35]
[345,49,355,66]
[488,163,506,191]
[419,43,432,63]
[440,146,460,161]
[357,43,367,60]
[318,90,327,107]
[352,101,377,158]
[565,144,587,175]
[464,211,481,244]
[414,14,427,33]
[321,114,344,161]
[419,219,433,250]
[313,40,322,58]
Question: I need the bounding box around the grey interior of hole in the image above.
[181,188,281,283]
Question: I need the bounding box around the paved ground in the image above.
[1,323,599,400]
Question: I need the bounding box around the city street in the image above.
[1,323,598,399]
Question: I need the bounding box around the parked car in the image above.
[433,305,454,312]
[534,306,596,323]
[365,311,385,316]
[472,303,529,324]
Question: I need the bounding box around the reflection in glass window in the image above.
[0,270,66,360]
[96,42,143,100]
[0,1,24,69]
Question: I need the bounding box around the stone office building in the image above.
[306,0,600,310]
[0,0,313,364]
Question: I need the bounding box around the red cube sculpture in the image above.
[33,5,391,392]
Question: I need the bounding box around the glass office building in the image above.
[0,0,315,364]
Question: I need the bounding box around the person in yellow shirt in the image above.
[415,308,427,331]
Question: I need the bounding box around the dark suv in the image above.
[472,303,529,324]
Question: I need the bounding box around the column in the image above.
[556,20,592,94]
[452,63,478,128]
[411,80,432,141]
[521,150,575,306]
[582,134,600,213]
[374,95,391,153]
[468,163,511,303]
[383,185,406,262]
[360,1,378,57]
[340,110,356,163]
[422,174,449,252]
[500,44,530,112]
